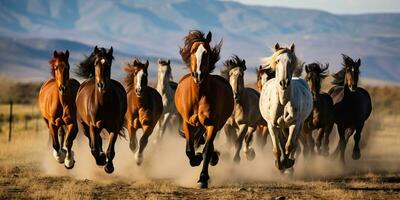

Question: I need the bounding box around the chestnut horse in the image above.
[124,59,163,165]
[75,46,127,173]
[329,54,372,164]
[303,63,334,157]
[221,55,261,162]
[39,50,80,169]
[175,30,234,188]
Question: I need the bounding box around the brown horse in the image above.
[303,63,334,157]
[329,54,372,164]
[175,30,234,188]
[254,65,275,149]
[75,46,127,173]
[38,50,80,169]
[221,55,262,162]
[124,59,163,165]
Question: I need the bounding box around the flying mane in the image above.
[221,55,246,80]
[179,30,222,73]
[76,47,113,79]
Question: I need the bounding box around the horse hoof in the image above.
[135,152,144,166]
[190,153,203,167]
[233,155,241,164]
[275,160,283,170]
[245,148,256,161]
[352,149,361,160]
[96,152,107,166]
[53,149,66,163]
[284,158,295,169]
[104,162,114,174]
[197,181,208,189]
[64,160,75,169]
[210,151,220,166]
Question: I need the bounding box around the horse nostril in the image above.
[279,81,283,86]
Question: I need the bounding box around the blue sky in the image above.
[229,0,400,14]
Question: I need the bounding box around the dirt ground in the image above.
[0,113,399,199]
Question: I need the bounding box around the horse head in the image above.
[342,54,361,92]
[50,50,70,96]
[180,30,222,85]
[157,59,172,82]
[222,55,246,101]
[125,59,149,97]
[305,62,329,97]
[256,64,275,92]
[93,46,113,93]
[268,43,297,90]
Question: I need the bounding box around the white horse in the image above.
[154,59,179,143]
[259,43,312,170]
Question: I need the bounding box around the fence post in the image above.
[8,100,13,142]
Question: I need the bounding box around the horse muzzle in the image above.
[58,85,67,95]
[279,79,290,90]
[135,88,143,97]
[97,82,107,92]
[191,72,203,84]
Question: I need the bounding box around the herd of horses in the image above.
[38,30,372,188]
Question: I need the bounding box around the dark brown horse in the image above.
[75,46,127,173]
[329,54,372,164]
[124,59,163,165]
[38,50,80,169]
[303,63,334,157]
[175,30,234,188]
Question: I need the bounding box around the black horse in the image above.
[329,54,372,164]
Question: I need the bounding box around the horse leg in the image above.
[59,126,65,151]
[233,124,248,163]
[305,129,315,157]
[89,125,106,166]
[284,124,302,169]
[135,125,155,166]
[223,124,236,148]
[352,123,364,160]
[244,126,256,161]
[104,131,118,174]
[333,125,354,165]
[268,124,283,170]
[198,125,218,189]
[182,122,203,167]
[128,124,138,153]
[49,124,65,163]
[321,123,334,157]
[64,123,78,169]
[298,132,308,159]
[315,128,324,155]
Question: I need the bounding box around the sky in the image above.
[228,0,400,14]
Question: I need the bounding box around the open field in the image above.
[0,86,399,199]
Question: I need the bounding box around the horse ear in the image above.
[167,59,170,65]
[206,31,212,43]
[305,64,310,73]
[53,50,58,58]
[356,58,361,67]
[108,46,113,56]
[157,59,162,64]
[65,50,69,59]
[274,43,280,51]
[290,43,295,52]
[145,60,149,68]
[94,46,100,54]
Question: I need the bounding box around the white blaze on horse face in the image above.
[136,70,144,92]
[276,53,292,85]
[101,59,105,64]
[195,44,206,77]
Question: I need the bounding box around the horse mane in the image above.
[332,54,360,86]
[76,47,113,79]
[124,58,147,90]
[261,45,298,74]
[179,30,222,73]
[256,65,275,80]
[306,62,329,79]
[221,55,246,80]
[293,61,304,77]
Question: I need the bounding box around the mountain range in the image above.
[0,0,399,83]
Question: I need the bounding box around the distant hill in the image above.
[0,0,399,82]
